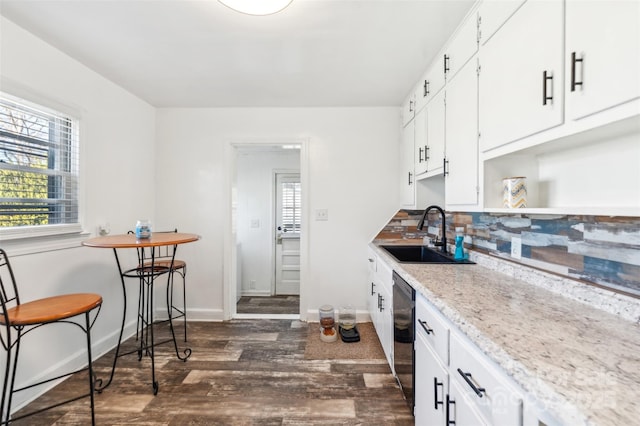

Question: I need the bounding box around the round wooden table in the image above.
[83,232,199,394]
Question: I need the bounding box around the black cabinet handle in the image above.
[543,70,554,105]
[444,54,450,74]
[446,394,456,425]
[418,319,433,335]
[434,377,444,410]
[379,295,385,312]
[443,158,449,176]
[423,80,430,97]
[377,293,381,310]
[425,145,430,161]
[457,368,486,397]
[370,282,376,296]
[571,52,584,92]
[409,100,414,113]
[419,146,424,163]
[408,171,413,185]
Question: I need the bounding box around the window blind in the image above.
[0,93,79,229]
[281,181,301,233]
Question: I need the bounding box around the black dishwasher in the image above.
[392,271,415,414]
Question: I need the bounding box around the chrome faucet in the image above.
[417,205,448,254]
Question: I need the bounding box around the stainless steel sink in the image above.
[380,245,475,264]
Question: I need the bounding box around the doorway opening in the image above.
[231,143,304,319]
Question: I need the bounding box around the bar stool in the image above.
[143,229,188,342]
[130,229,188,343]
[123,230,190,394]
[0,248,102,425]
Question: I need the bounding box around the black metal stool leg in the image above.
[85,311,96,426]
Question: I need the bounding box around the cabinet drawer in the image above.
[450,331,523,426]
[415,294,449,365]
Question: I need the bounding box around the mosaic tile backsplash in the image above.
[375,210,640,297]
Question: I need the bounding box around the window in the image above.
[0,93,79,232]
[280,180,301,233]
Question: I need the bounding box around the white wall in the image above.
[0,15,401,412]
[236,149,300,296]
[0,17,156,410]
[155,108,401,321]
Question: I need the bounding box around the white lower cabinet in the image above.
[414,293,524,426]
[448,375,489,426]
[415,332,449,425]
[450,332,523,425]
[367,253,394,370]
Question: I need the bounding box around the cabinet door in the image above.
[479,0,564,152]
[426,90,446,175]
[377,259,394,369]
[477,0,525,46]
[447,377,489,426]
[401,120,415,207]
[445,57,479,207]
[402,92,416,127]
[414,107,428,176]
[415,332,449,425]
[446,10,478,80]
[566,0,640,120]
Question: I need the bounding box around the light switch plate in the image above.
[315,209,328,221]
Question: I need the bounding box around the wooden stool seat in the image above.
[142,259,186,270]
[0,248,102,425]
[0,293,103,326]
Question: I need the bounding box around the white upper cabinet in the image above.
[416,55,447,114]
[565,0,640,121]
[401,119,415,207]
[477,0,526,46]
[414,106,428,176]
[445,10,479,80]
[445,57,479,208]
[426,90,446,177]
[479,0,564,153]
[402,91,416,128]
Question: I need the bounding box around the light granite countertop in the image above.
[370,243,640,426]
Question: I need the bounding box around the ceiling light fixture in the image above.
[218,0,293,16]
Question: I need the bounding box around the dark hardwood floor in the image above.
[237,295,300,315]
[12,319,414,425]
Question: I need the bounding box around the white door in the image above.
[274,173,300,295]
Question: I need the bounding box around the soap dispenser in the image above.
[454,227,465,261]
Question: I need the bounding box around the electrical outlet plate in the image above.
[511,236,522,259]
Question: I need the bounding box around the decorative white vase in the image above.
[502,177,527,208]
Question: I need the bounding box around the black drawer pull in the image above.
[542,70,553,105]
[418,319,433,335]
[446,394,456,425]
[571,51,584,92]
[370,282,376,296]
[434,377,444,410]
[457,368,486,397]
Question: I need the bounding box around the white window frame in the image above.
[0,91,85,251]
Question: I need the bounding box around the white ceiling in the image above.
[0,0,475,108]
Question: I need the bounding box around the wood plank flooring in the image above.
[11,320,414,425]
[236,296,300,315]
